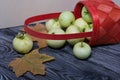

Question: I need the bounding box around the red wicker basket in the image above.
[24,0,120,46]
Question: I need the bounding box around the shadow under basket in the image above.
[24,0,120,46]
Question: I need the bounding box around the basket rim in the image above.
[24,12,93,40]
[75,0,100,45]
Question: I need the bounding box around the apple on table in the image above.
[73,42,91,59]
[13,32,33,54]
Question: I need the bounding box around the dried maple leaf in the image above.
[9,49,55,77]
[21,23,48,48]
[31,36,47,49]
[21,23,47,33]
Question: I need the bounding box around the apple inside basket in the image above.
[24,0,120,46]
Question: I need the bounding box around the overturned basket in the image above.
[24,0,120,46]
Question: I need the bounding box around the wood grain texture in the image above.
[0,25,120,80]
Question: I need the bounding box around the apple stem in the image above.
[81,42,84,47]
[85,11,89,14]
[52,33,55,35]
[83,28,85,32]
[16,32,25,39]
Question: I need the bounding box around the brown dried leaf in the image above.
[9,49,55,77]
[21,23,48,48]
[29,23,47,33]
[31,36,47,49]
[23,49,55,63]
[38,54,56,63]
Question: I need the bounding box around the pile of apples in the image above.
[45,6,93,59]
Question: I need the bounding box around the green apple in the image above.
[45,19,56,31]
[13,33,33,54]
[73,42,91,59]
[74,18,89,32]
[84,24,93,41]
[58,11,75,28]
[81,6,92,23]
[66,25,84,45]
[89,24,93,28]
[50,21,61,30]
[47,29,66,48]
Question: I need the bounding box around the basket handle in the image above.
[24,12,93,40]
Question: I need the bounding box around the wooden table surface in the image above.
[0,25,120,80]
